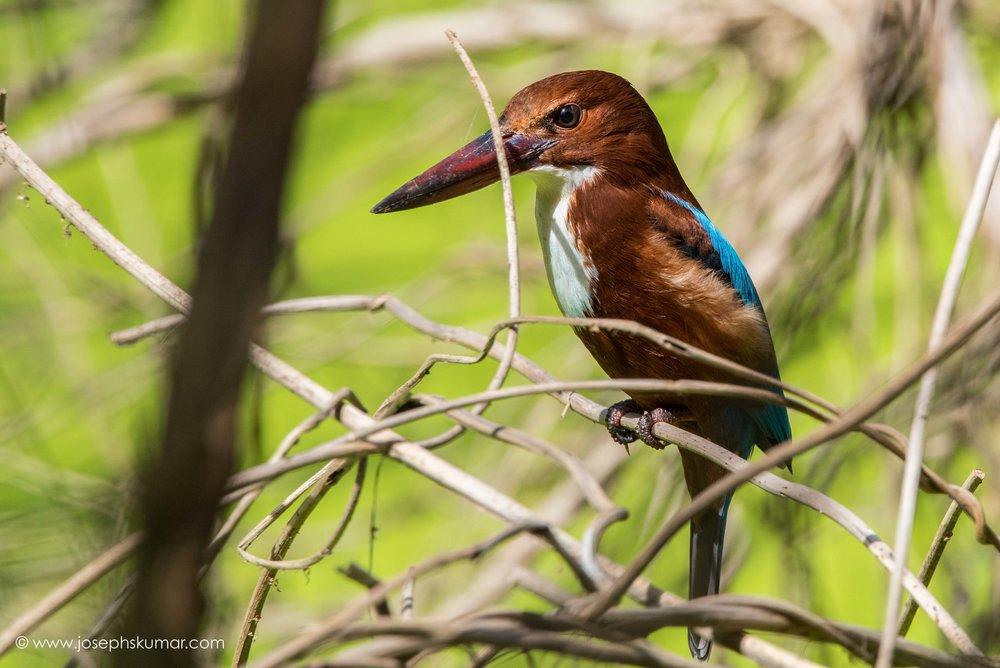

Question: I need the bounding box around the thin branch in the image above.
[236,452,352,556]
[876,118,1000,668]
[338,564,392,617]
[207,402,340,561]
[445,30,522,407]
[401,569,415,620]
[232,460,357,666]
[116,299,982,519]
[289,619,701,668]
[0,533,142,655]
[897,468,986,636]
[237,459,364,570]
[0,132,192,311]
[581,507,631,587]
[251,524,545,668]
[424,398,620,513]
[110,313,186,344]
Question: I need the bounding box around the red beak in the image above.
[371,130,556,213]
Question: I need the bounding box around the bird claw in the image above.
[605,399,640,448]
[636,407,675,449]
[605,401,676,451]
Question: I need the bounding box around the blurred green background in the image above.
[2,0,1000,665]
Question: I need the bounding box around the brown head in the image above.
[371,70,681,213]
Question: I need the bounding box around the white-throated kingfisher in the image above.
[372,70,791,660]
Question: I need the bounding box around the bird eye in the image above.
[553,103,582,129]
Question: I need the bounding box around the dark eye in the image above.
[553,103,582,128]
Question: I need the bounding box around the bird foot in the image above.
[605,399,640,446]
[605,400,676,451]
[636,408,675,449]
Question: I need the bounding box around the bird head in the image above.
[371,70,674,214]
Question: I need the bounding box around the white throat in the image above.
[528,165,601,318]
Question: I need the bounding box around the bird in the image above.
[371,70,791,660]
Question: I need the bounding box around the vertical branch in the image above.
[875,120,1000,667]
[122,1,328,665]
[232,460,359,666]
[897,469,985,636]
[445,31,521,398]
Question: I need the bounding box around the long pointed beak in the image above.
[371,130,556,214]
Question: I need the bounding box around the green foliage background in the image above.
[1,1,999,665]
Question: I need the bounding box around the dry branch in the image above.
[876,119,1000,668]
[445,30,522,407]
[898,469,987,637]
[117,298,997,542]
[0,534,141,655]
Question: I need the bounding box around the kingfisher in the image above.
[372,70,791,660]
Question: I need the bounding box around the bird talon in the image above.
[605,399,641,447]
[636,407,676,449]
[606,401,676,450]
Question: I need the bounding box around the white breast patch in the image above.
[529,165,601,318]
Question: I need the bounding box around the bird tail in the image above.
[687,497,730,661]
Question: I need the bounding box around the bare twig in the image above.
[252,524,544,668]
[0,533,141,655]
[237,459,364,570]
[401,569,415,620]
[581,507,631,586]
[338,563,392,618]
[425,398,620,514]
[876,119,1000,668]
[445,30,522,406]
[208,401,340,561]
[897,468,986,636]
[232,460,357,666]
[116,299,977,505]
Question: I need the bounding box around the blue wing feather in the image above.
[662,192,762,310]
[661,191,792,448]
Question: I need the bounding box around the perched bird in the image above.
[372,70,791,660]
